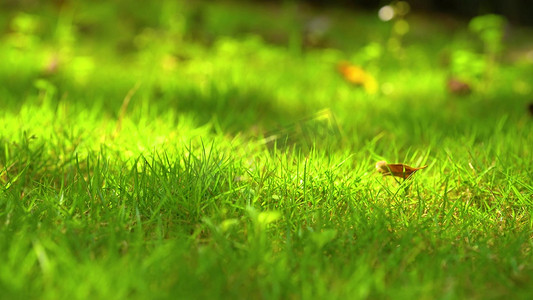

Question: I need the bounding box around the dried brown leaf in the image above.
[375,160,427,179]
[447,77,471,95]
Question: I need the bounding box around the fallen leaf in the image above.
[447,77,471,95]
[376,160,427,179]
[338,62,378,94]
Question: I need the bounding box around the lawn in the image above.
[1,1,533,299]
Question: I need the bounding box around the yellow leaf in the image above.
[337,62,378,94]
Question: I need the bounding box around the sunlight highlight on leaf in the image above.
[257,211,281,226]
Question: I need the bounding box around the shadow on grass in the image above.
[1,69,314,137]
[150,83,304,134]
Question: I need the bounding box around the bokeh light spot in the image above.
[395,1,411,16]
[393,19,410,35]
[378,6,395,22]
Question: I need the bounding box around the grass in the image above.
[1,0,533,299]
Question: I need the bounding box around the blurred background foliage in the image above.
[0,0,532,148]
[246,0,533,25]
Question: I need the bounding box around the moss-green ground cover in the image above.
[1,1,533,299]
